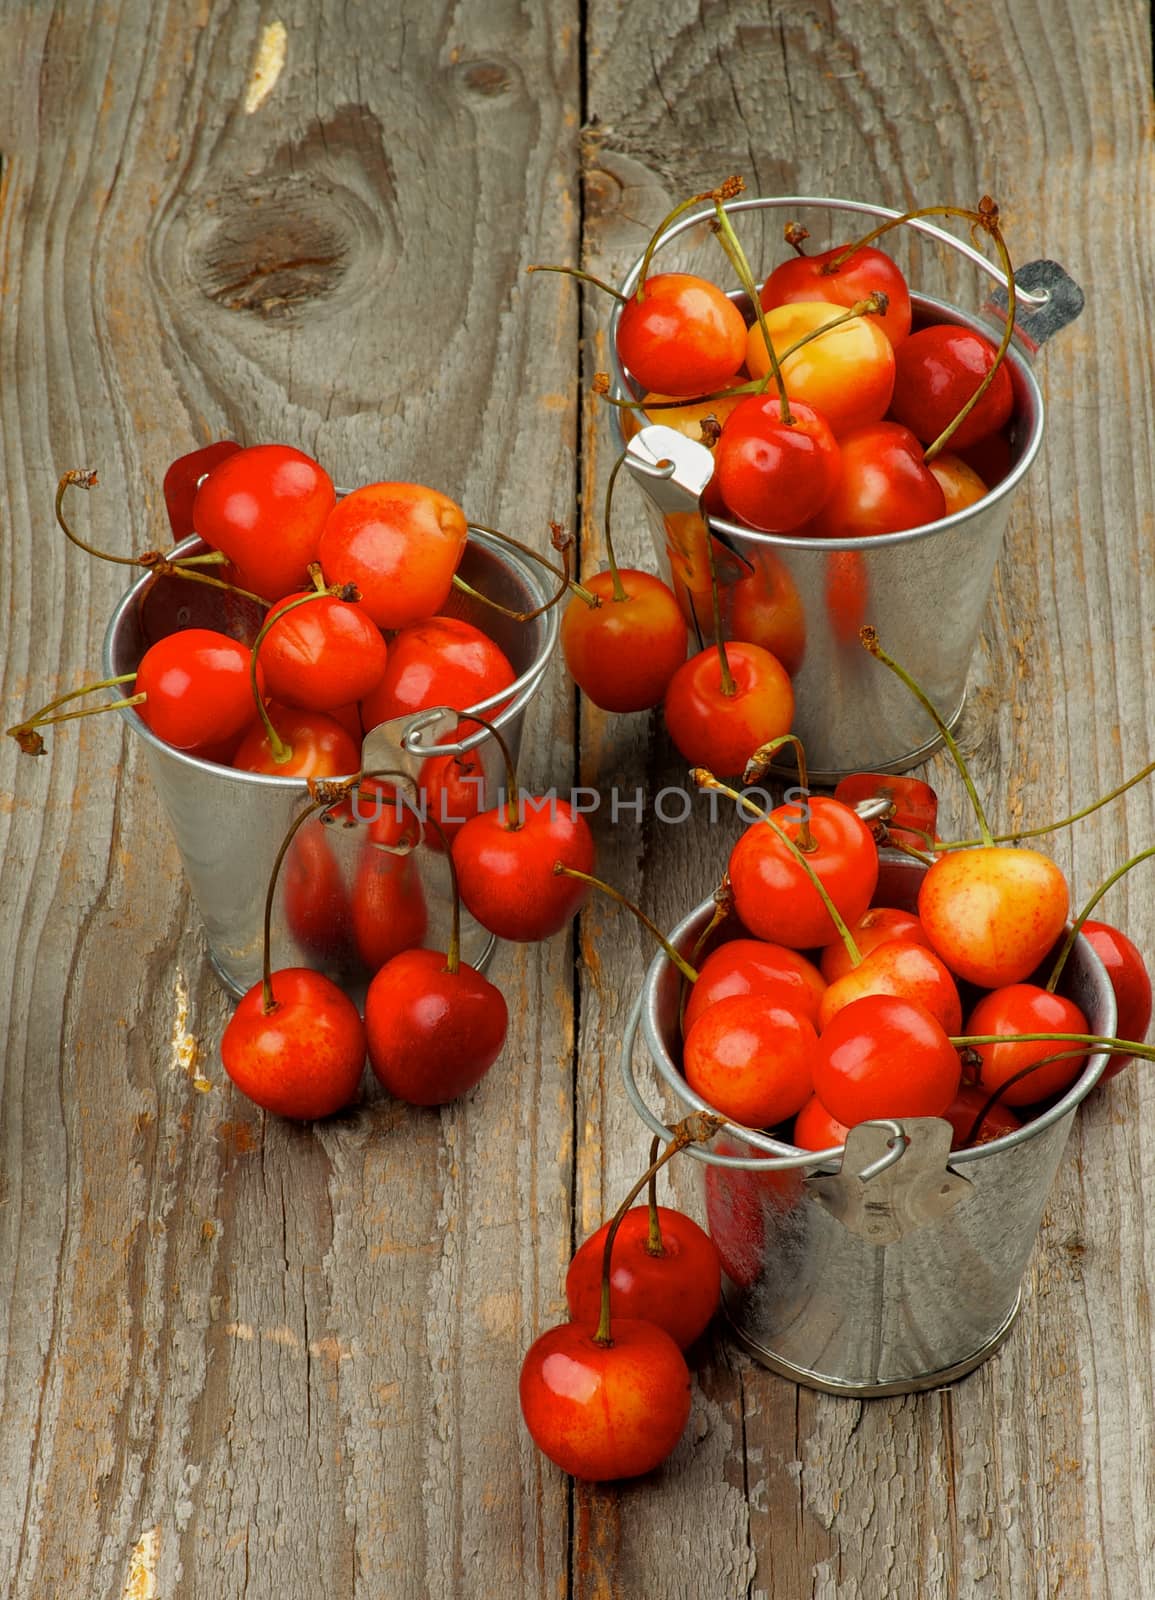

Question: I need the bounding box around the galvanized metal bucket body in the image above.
[621,854,1115,1395]
[610,197,1084,782]
[103,529,558,996]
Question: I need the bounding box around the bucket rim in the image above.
[100,524,560,788]
[607,193,1045,553]
[625,865,1116,1171]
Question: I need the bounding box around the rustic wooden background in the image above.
[1,1,1152,1595]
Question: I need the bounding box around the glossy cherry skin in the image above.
[193,444,335,600]
[163,440,240,541]
[817,938,962,1037]
[744,301,895,436]
[283,818,353,960]
[451,800,595,942]
[220,968,365,1120]
[317,482,469,629]
[807,422,946,538]
[616,272,747,398]
[561,570,688,713]
[233,704,361,778]
[683,995,817,1128]
[929,451,988,515]
[715,396,841,532]
[832,772,939,854]
[360,614,515,732]
[728,796,879,950]
[792,1094,851,1152]
[625,388,745,442]
[812,994,961,1126]
[259,592,389,712]
[918,847,1070,989]
[519,1318,691,1482]
[1082,919,1152,1080]
[943,1085,1021,1150]
[135,629,262,754]
[820,906,931,983]
[565,1206,722,1351]
[418,743,486,848]
[365,947,507,1105]
[965,983,1090,1107]
[683,939,827,1034]
[664,642,794,776]
[889,324,1013,451]
[760,243,912,348]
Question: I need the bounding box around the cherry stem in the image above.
[710,202,793,422]
[594,451,632,603]
[959,1048,1088,1148]
[784,221,810,256]
[56,470,271,606]
[821,200,1015,463]
[690,768,863,966]
[594,1112,721,1346]
[464,522,597,612]
[525,264,626,302]
[939,756,1155,851]
[952,1031,1155,1062]
[742,734,814,850]
[452,708,520,829]
[680,874,734,1030]
[859,626,994,847]
[6,672,145,755]
[248,588,350,765]
[1045,844,1155,994]
[553,864,700,983]
[634,175,745,303]
[646,1134,665,1256]
[703,516,736,697]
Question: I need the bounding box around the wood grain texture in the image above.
[2,0,1154,1596]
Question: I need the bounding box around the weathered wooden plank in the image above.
[0,3,579,1597]
[578,0,1155,1595]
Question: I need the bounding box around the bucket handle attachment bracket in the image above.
[806,1117,973,1246]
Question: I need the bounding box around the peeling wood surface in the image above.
[1,1,1153,1596]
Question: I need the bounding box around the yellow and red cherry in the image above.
[360,615,515,733]
[682,938,827,1034]
[233,704,361,778]
[744,301,896,436]
[807,421,946,538]
[714,395,841,532]
[616,272,747,398]
[193,444,335,601]
[889,324,1014,451]
[259,591,389,712]
[813,994,961,1125]
[964,983,1090,1106]
[683,994,816,1128]
[364,946,507,1105]
[820,906,930,983]
[561,569,688,714]
[1081,920,1153,1080]
[917,846,1070,989]
[761,243,912,348]
[317,482,468,630]
[220,968,365,1120]
[565,1205,721,1352]
[728,795,879,950]
[663,641,794,776]
[817,938,963,1037]
[791,1094,851,1152]
[929,451,988,515]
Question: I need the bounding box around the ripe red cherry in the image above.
[760,242,912,347]
[561,570,688,713]
[360,615,515,733]
[565,1206,721,1351]
[365,947,507,1104]
[519,1319,691,1481]
[728,796,879,950]
[220,968,365,1120]
[1081,919,1153,1080]
[233,705,361,777]
[714,396,841,532]
[807,421,946,538]
[943,1085,1021,1150]
[817,938,962,1036]
[664,642,794,776]
[683,994,817,1128]
[451,799,596,942]
[917,846,1070,989]
[683,939,827,1034]
[134,629,261,755]
[832,772,939,854]
[258,592,388,712]
[792,1094,851,1151]
[317,482,469,629]
[889,324,1014,450]
[819,906,931,983]
[193,444,335,600]
[616,272,747,398]
[418,742,486,847]
[812,994,961,1126]
[744,302,895,436]
[965,983,1090,1107]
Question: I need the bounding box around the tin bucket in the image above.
[610,196,1084,782]
[103,527,559,996]
[621,852,1115,1395]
